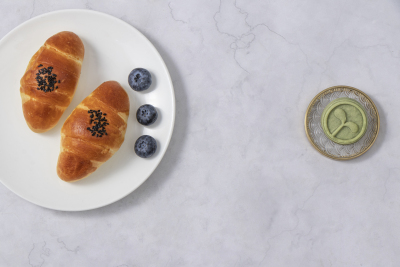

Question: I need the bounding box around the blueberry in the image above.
[135,135,157,158]
[136,104,158,126]
[128,68,152,91]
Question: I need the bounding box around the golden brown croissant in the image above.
[57,81,130,182]
[20,31,84,133]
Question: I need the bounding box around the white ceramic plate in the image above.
[0,10,175,211]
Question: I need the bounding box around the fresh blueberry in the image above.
[136,104,158,126]
[135,135,157,158]
[128,68,152,91]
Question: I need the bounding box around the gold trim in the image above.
[304,85,380,160]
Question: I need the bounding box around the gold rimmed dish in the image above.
[305,85,379,160]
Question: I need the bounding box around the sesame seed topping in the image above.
[86,110,108,137]
[35,65,59,93]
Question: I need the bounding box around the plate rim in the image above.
[0,9,176,211]
[304,85,380,161]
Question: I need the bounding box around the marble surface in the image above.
[1,0,400,266]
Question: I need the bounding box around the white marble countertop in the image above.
[1,0,400,266]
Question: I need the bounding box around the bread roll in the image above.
[20,31,84,133]
[57,81,130,182]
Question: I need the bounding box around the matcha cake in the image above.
[321,98,368,145]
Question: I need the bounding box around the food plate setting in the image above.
[0,10,175,211]
[305,86,379,160]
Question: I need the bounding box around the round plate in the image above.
[0,10,175,211]
[305,86,379,160]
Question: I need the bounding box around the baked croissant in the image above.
[20,31,84,133]
[57,81,130,182]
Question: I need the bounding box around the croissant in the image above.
[57,81,130,182]
[20,31,84,133]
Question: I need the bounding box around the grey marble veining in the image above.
[1,0,400,266]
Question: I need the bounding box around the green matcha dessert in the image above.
[321,98,368,145]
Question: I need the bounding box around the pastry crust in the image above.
[57,81,130,182]
[20,31,84,133]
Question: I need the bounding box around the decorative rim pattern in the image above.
[304,85,380,160]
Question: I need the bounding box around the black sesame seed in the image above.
[86,109,109,137]
[35,66,58,93]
